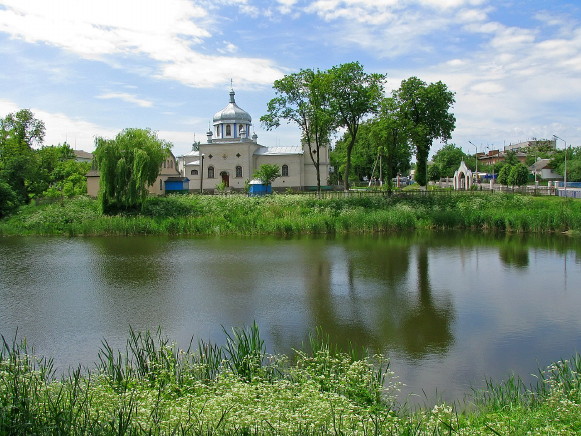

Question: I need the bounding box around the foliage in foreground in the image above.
[1,327,580,435]
[1,192,580,237]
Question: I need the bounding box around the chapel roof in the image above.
[213,90,252,124]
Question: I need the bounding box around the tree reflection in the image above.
[303,235,454,359]
[399,245,454,357]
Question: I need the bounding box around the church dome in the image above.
[213,90,252,123]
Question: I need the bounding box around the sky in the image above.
[0,0,580,158]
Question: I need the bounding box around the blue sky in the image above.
[1,0,580,158]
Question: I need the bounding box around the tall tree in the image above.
[0,109,45,203]
[368,97,412,193]
[93,128,171,213]
[261,68,334,194]
[326,62,386,190]
[393,77,455,188]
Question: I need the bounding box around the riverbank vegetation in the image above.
[0,192,579,236]
[1,326,580,435]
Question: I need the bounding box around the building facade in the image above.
[178,90,329,192]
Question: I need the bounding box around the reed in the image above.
[1,327,580,434]
[1,193,580,236]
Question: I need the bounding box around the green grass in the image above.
[0,193,580,236]
[1,327,580,435]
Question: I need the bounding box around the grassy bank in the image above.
[1,326,580,435]
[0,193,580,236]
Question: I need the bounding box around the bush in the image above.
[0,179,19,217]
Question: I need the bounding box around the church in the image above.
[177,89,330,192]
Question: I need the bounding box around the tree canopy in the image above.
[253,164,281,185]
[430,144,467,178]
[261,68,334,193]
[93,128,171,213]
[326,62,386,190]
[392,77,455,187]
[0,109,46,204]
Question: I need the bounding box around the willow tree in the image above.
[326,62,386,190]
[393,77,455,188]
[261,68,334,194]
[93,128,171,213]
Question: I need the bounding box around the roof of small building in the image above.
[254,145,303,155]
[530,158,552,171]
[74,150,93,160]
[165,176,189,182]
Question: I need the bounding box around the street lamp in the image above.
[469,141,478,184]
[200,154,205,194]
[553,135,567,193]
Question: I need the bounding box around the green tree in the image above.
[29,143,89,199]
[0,109,45,203]
[497,165,511,186]
[393,77,455,188]
[0,179,18,217]
[368,97,412,193]
[431,144,467,178]
[427,163,441,182]
[261,68,334,194]
[253,164,281,186]
[93,128,171,213]
[508,163,529,186]
[326,62,386,190]
[550,146,581,182]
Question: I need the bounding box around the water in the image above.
[0,232,579,405]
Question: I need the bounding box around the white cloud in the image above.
[97,93,154,108]
[0,0,283,88]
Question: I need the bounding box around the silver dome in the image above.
[213,90,252,123]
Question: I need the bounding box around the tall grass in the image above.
[0,193,580,236]
[1,326,580,434]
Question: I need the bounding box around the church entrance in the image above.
[220,171,230,187]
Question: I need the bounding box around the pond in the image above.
[0,232,579,405]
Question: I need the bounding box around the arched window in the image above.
[226,124,232,136]
[239,125,245,136]
[170,160,173,168]
[282,164,289,177]
[235,166,242,178]
[190,169,198,175]
[208,166,214,178]
[159,179,163,190]
[216,126,220,137]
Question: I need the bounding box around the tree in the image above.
[93,128,171,213]
[253,164,281,186]
[550,146,581,182]
[497,165,511,186]
[508,163,529,187]
[30,143,89,199]
[0,109,45,203]
[431,144,467,178]
[393,77,455,188]
[326,62,386,190]
[0,179,18,217]
[368,97,412,193]
[261,68,334,194]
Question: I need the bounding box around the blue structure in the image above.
[164,177,190,193]
[248,180,272,196]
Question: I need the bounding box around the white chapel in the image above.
[177,89,330,192]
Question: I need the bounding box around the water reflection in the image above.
[1,232,580,405]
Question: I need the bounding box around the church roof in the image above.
[255,146,303,156]
[213,90,252,123]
